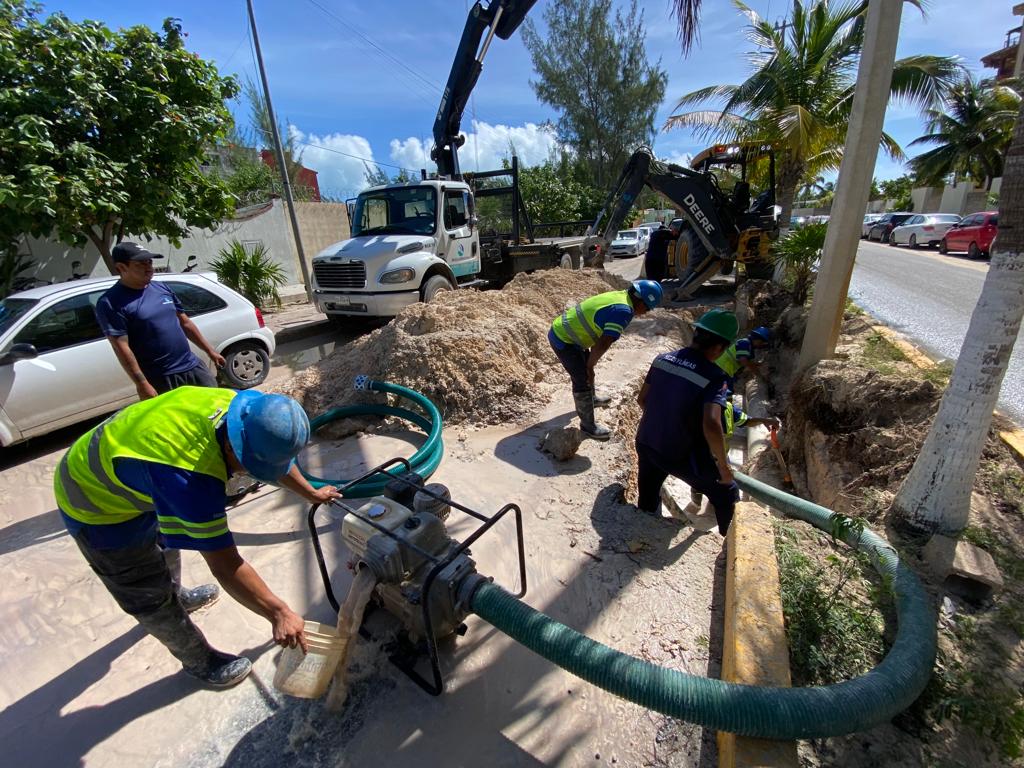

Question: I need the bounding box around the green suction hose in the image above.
[469,469,937,740]
[299,376,444,497]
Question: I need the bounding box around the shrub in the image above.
[772,223,826,305]
[210,240,286,308]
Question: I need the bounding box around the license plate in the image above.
[333,296,351,307]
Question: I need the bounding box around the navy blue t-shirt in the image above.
[636,347,730,470]
[95,281,200,380]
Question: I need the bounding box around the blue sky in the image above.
[51,0,1020,197]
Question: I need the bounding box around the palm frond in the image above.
[671,0,704,54]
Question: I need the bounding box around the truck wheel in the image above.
[421,275,454,302]
[220,341,270,389]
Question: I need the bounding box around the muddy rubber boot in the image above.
[178,584,220,613]
[573,390,611,441]
[135,597,252,688]
[593,390,612,407]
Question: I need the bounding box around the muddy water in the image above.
[325,568,377,712]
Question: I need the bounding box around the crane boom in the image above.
[431,0,537,179]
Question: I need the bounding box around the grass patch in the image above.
[860,331,908,376]
[977,460,1024,516]
[844,297,865,316]
[921,360,953,388]
[773,519,889,686]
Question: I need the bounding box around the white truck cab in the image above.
[312,180,480,318]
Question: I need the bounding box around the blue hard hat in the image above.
[226,390,310,483]
[750,326,772,342]
[631,279,663,310]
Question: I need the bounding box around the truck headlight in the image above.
[380,267,416,284]
[396,241,424,255]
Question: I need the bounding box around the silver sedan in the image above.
[890,213,962,248]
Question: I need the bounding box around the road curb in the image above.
[269,318,333,345]
[867,321,1024,463]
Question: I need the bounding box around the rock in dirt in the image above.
[273,269,624,426]
[541,425,584,461]
[923,534,1004,602]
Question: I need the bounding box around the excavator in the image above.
[586,143,779,298]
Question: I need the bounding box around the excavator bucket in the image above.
[494,0,538,38]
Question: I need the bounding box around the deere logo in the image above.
[683,193,715,235]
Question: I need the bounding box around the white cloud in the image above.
[289,127,377,198]
[390,120,563,173]
[661,151,693,168]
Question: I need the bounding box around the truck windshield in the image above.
[352,186,438,236]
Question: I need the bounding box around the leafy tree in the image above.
[909,73,1021,190]
[518,161,604,224]
[521,0,667,188]
[665,0,960,229]
[0,3,239,272]
[892,97,1024,535]
[361,163,414,189]
[879,175,914,211]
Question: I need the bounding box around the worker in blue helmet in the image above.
[716,325,772,384]
[550,280,662,439]
[54,387,341,688]
[634,308,741,534]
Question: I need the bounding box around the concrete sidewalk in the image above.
[262,301,331,344]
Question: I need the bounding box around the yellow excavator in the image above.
[587,143,780,297]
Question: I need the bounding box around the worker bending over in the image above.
[716,325,771,385]
[634,309,740,534]
[549,280,663,439]
[54,387,340,688]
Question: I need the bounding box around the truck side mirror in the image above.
[0,342,38,365]
[468,215,479,231]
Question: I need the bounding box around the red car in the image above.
[940,211,998,259]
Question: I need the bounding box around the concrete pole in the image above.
[1014,3,1024,77]
[798,0,903,370]
[247,0,313,303]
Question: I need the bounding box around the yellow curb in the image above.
[1000,429,1024,462]
[718,502,799,768]
[870,323,936,370]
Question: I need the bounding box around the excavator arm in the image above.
[586,148,746,296]
[431,0,537,179]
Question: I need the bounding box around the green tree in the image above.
[521,0,667,188]
[879,174,914,211]
[665,0,960,229]
[0,3,239,272]
[518,161,605,224]
[909,73,1021,191]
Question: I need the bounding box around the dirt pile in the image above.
[275,269,627,426]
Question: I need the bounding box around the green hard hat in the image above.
[694,308,739,343]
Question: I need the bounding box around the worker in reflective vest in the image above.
[549,280,663,439]
[54,386,340,688]
[715,326,772,385]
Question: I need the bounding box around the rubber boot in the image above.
[593,390,612,407]
[573,390,610,440]
[134,597,252,688]
[164,547,220,613]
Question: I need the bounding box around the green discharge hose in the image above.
[299,377,443,498]
[470,470,937,740]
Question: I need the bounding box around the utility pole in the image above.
[798,0,903,370]
[246,0,313,303]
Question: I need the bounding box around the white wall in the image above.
[19,199,350,297]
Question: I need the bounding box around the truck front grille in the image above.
[314,261,366,290]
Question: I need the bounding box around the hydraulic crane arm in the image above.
[431,0,537,179]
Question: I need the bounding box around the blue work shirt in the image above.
[636,347,729,475]
[548,302,635,350]
[61,436,232,552]
[95,281,201,381]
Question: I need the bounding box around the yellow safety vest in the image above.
[723,403,749,438]
[54,387,235,526]
[551,290,631,349]
[716,343,742,377]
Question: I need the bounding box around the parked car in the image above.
[636,224,657,252]
[889,213,962,248]
[861,214,883,238]
[0,273,276,447]
[609,229,644,258]
[940,211,999,259]
[790,216,808,229]
[866,212,913,242]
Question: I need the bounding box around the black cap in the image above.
[112,242,163,263]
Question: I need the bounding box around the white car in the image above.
[889,213,962,248]
[861,214,883,238]
[0,273,276,447]
[609,229,643,258]
[636,224,657,252]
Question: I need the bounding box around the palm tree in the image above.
[892,98,1024,535]
[664,0,961,229]
[909,74,1021,191]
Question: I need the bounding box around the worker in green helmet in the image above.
[634,308,742,534]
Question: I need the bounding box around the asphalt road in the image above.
[849,239,1024,425]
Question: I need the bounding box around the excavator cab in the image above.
[669,142,779,283]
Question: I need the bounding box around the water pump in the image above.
[308,459,526,694]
